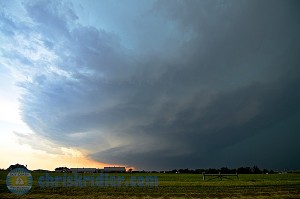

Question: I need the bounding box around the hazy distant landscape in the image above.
[1,171,300,198]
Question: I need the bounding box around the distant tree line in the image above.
[4,164,299,174]
[141,166,276,174]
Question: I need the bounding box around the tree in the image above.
[252,165,261,174]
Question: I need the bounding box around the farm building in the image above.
[104,166,126,173]
[70,168,97,173]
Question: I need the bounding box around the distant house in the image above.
[70,168,97,173]
[104,166,126,173]
[55,167,71,173]
[7,164,28,171]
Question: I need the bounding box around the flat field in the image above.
[1,171,300,198]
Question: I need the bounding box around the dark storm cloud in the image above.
[91,77,300,170]
[1,0,299,170]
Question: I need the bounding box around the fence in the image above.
[202,172,239,181]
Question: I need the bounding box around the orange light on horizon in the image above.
[0,145,130,171]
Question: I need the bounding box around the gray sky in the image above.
[0,0,299,170]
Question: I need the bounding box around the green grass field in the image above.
[1,171,300,198]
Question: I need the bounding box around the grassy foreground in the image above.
[0,171,300,198]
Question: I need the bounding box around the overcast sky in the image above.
[0,0,299,170]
